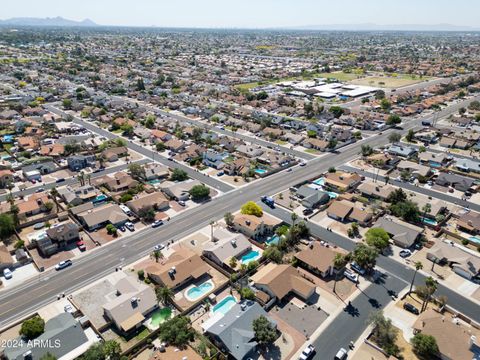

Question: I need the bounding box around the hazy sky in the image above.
[2,0,479,28]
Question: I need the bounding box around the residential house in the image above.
[233,213,282,241]
[203,229,252,268]
[146,247,210,290]
[126,192,169,214]
[251,263,316,304]
[236,145,264,158]
[0,169,14,189]
[58,185,100,206]
[324,171,362,192]
[77,203,129,231]
[164,138,186,153]
[435,173,474,192]
[94,172,138,193]
[151,129,172,142]
[426,241,480,280]
[357,182,396,201]
[304,138,329,151]
[67,155,96,171]
[101,146,128,162]
[373,216,423,248]
[418,152,451,168]
[295,242,344,278]
[204,301,276,360]
[161,180,201,201]
[142,163,169,181]
[3,313,89,360]
[413,309,480,360]
[456,211,480,235]
[39,222,80,256]
[103,276,158,333]
[455,158,480,174]
[387,144,417,158]
[203,149,227,169]
[0,245,14,272]
[326,200,373,226]
[295,185,330,209]
[396,160,431,178]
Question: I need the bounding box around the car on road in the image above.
[56,178,66,183]
[261,196,275,208]
[334,347,348,360]
[154,244,165,251]
[350,262,366,276]
[3,268,13,279]
[399,249,412,258]
[152,220,164,228]
[55,260,73,271]
[76,241,86,251]
[344,269,359,283]
[125,222,135,232]
[299,344,315,360]
[35,188,45,193]
[403,302,420,315]
[64,304,74,313]
[286,168,293,172]
[217,171,224,177]
[178,200,186,206]
[299,161,307,167]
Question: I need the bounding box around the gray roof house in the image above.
[161,180,202,201]
[295,185,330,209]
[374,216,423,248]
[435,173,475,192]
[454,158,480,174]
[387,145,417,158]
[205,301,276,360]
[203,229,252,267]
[3,313,89,360]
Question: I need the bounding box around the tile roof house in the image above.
[357,182,397,200]
[396,160,431,178]
[324,171,362,192]
[103,276,158,333]
[205,301,276,360]
[251,263,316,303]
[326,200,373,226]
[58,185,101,206]
[304,138,329,151]
[146,247,211,290]
[3,313,89,360]
[126,191,169,214]
[94,172,138,193]
[233,213,282,241]
[456,211,480,235]
[161,180,202,201]
[295,242,344,278]
[413,309,480,360]
[374,216,423,248]
[101,146,128,162]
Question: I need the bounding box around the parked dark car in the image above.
[403,302,419,315]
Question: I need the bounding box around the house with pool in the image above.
[295,241,346,279]
[203,229,262,270]
[233,213,282,242]
[145,246,228,309]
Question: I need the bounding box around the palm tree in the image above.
[291,212,298,227]
[152,250,163,263]
[384,175,390,185]
[333,254,348,294]
[409,261,423,294]
[86,174,91,185]
[421,277,438,312]
[156,286,173,305]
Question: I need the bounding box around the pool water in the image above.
[241,250,261,264]
[469,236,480,245]
[212,296,237,315]
[255,168,267,174]
[148,179,161,185]
[150,308,172,327]
[186,280,214,301]
[266,235,280,245]
[313,177,325,186]
[93,194,108,203]
[421,217,438,226]
[326,191,338,199]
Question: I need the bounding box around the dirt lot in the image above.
[350,75,428,88]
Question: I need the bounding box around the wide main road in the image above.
[0,96,478,328]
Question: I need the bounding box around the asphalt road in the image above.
[0,96,479,332]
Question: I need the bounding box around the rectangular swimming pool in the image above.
[241,250,261,264]
[212,296,236,315]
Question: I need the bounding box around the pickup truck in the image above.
[299,344,315,360]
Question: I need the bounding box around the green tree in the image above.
[62,99,72,109]
[152,250,163,263]
[81,343,105,360]
[352,244,378,271]
[263,245,283,264]
[380,98,392,112]
[365,228,390,251]
[252,315,277,346]
[138,208,155,222]
[375,90,385,100]
[240,287,255,300]
[158,316,195,348]
[156,142,166,151]
[329,106,344,118]
[405,129,415,142]
[361,145,374,157]
[411,333,439,359]
[386,114,401,125]
[386,188,407,203]
[145,114,156,128]
[128,163,145,179]
[388,132,401,144]
[0,213,15,240]
[102,340,121,360]
[421,277,437,312]
[20,315,45,339]
[368,311,400,356]
[229,257,238,269]
[333,253,348,293]
[170,168,188,181]
[241,201,263,217]
[119,193,133,203]
[189,184,210,201]
[224,212,234,227]
[106,224,117,235]
[390,200,420,223]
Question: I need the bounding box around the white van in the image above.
[119,205,133,216]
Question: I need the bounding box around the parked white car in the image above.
[3,268,12,280]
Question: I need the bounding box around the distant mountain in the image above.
[285,23,480,32]
[0,17,98,27]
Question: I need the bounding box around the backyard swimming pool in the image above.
[148,308,172,329]
[212,296,236,315]
[255,168,267,175]
[326,191,338,199]
[185,280,214,302]
[266,235,280,246]
[469,236,480,245]
[241,250,261,264]
[421,217,438,226]
[148,179,161,185]
[93,194,108,204]
[313,177,325,186]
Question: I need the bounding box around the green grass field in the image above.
[350,74,433,88]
